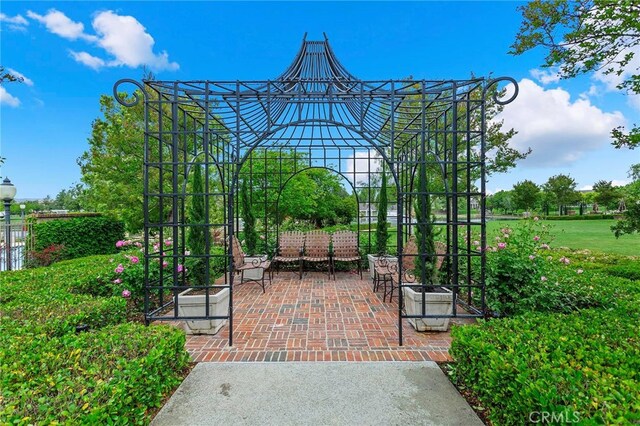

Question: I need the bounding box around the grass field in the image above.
[487,219,639,256]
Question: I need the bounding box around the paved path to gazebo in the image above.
[185,271,474,362]
[151,362,483,425]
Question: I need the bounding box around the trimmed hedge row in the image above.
[30,216,125,262]
[451,249,640,424]
[542,214,615,220]
[450,309,640,424]
[0,254,190,424]
[0,323,189,424]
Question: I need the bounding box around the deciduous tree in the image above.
[512,180,540,212]
[511,0,640,149]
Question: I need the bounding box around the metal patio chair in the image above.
[273,231,305,279]
[331,230,362,279]
[302,230,332,278]
[232,236,272,293]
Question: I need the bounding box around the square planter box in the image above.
[402,286,453,332]
[367,254,398,280]
[240,255,268,281]
[176,287,230,335]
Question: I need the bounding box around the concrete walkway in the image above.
[152,362,483,426]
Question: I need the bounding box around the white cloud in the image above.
[580,184,593,191]
[628,94,640,112]
[27,9,96,41]
[346,150,381,186]
[91,11,179,71]
[27,9,178,72]
[496,78,626,167]
[612,179,630,187]
[0,86,21,107]
[7,68,33,86]
[69,50,105,70]
[0,13,29,31]
[530,68,561,85]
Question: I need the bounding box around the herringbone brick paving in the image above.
[185,271,472,362]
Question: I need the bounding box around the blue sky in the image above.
[1,1,638,199]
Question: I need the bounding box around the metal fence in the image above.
[1,222,32,271]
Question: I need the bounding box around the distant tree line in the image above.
[487,168,640,218]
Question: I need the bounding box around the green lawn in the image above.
[487,219,639,256]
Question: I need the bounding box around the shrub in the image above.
[450,309,640,425]
[543,214,615,220]
[0,254,191,424]
[375,169,389,255]
[30,216,125,263]
[0,323,190,424]
[25,243,66,267]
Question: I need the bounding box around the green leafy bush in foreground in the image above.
[0,254,190,424]
[450,309,640,425]
[0,323,189,424]
[452,219,640,425]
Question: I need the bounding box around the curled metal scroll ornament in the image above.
[113,79,147,107]
[485,77,518,106]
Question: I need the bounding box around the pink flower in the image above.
[577,269,584,274]
[541,276,547,282]
[122,289,131,298]
[497,242,507,249]
[135,242,142,248]
[164,239,172,246]
[533,217,539,221]
[473,240,480,246]
[185,250,191,256]
[130,256,139,264]
[559,256,570,265]
[540,243,550,250]
[153,243,160,251]
[162,260,168,268]
[177,264,184,273]
[113,278,122,284]
[533,235,540,241]
[116,240,125,248]
[115,264,124,274]
[529,255,535,260]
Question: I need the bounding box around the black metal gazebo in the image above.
[114,35,517,345]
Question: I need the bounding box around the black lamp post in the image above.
[1,177,17,271]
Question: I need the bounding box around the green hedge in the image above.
[0,323,189,424]
[450,309,640,424]
[451,248,640,424]
[0,254,191,424]
[31,216,125,262]
[543,214,615,220]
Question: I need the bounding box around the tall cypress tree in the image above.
[414,161,437,285]
[241,179,258,255]
[375,167,389,255]
[188,164,207,285]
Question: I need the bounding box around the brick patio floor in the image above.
[184,271,475,362]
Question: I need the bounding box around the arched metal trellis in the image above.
[114,34,518,346]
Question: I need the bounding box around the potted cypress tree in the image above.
[238,179,267,281]
[178,163,229,335]
[367,167,397,280]
[402,161,453,331]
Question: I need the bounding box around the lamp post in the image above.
[1,178,17,271]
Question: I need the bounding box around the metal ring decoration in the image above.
[485,77,518,106]
[113,79,147,107]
